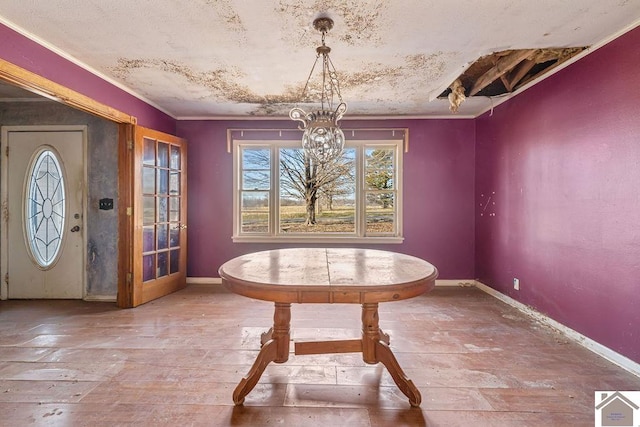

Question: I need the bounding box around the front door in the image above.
[1,126,86,299]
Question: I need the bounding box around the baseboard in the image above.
[84,295,116,302]
[435,279,476,287]
[187,277,221,285]
[474,280,640,378]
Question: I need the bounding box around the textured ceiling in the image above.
[1,1,639,119]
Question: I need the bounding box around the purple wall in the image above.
[0,23,175,133]
[177,119,476,280]
[6,14,637,364]
[475,26,640,363]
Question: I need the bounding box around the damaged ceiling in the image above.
[441,47,587,113]
[0,1,639,119]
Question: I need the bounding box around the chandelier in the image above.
[290,17,347,163]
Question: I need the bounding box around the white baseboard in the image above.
[187,277,221,285]
[474,280,640,378]
[435,279,477,287]
[84,295,116,302]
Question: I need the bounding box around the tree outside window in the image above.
[233,136,403,243]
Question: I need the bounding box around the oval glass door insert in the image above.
[25,148,66,268]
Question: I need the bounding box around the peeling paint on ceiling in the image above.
[0,1,638,118]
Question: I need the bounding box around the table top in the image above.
[218,248,438,304]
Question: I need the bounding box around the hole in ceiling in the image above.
[440,47,587,113]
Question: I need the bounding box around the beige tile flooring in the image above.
[1,284,639,426]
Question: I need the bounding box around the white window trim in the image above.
[232,138,404,244]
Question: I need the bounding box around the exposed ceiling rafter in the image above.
[441,47,588,113]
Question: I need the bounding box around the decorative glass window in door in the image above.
[25,148,66,268]
[142,138,183,281]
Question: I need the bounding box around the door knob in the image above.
[70,225,80,232]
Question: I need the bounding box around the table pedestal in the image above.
[232,302,422,407]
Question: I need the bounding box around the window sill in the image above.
[232,235,404,244]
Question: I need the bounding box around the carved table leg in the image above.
[361,303,422,407]
[233,302,291,405]
[376,340,422,406]
[361,303,381,364]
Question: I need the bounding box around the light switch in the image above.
[99,198,114,210]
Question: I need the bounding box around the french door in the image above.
[119,126,187,307]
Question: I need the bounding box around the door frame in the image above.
[1,58,137,304]
[1,125,88,299]
[0,58,192,307]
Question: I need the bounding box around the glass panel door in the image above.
[127,126,187,307]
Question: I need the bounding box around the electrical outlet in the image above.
[513,278,520,290]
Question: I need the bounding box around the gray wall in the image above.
[0,100,119,298]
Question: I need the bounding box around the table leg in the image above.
[232,302,291,405]
[361,303,422,407]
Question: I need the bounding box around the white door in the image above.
[1,126,86,299]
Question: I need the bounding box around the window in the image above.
[232,130,404,243]
[25,148,66,268]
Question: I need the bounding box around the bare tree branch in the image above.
[279,147,354,225]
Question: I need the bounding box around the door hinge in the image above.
[127,140,133,150]
[126,207,132,216]
[126,272,132,286]
[2,200,8,224]
[4,272,8,285]
[5,146,8,157]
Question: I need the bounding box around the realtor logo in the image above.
[595,391,640,427]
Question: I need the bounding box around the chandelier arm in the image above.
[289,107,309,128]
[334,102,347,121]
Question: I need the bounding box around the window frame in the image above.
[232,136,404,244]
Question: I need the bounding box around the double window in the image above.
[232,130,404,243]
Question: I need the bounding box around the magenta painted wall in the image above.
[0,23,175,133]
[5,13,638,364]
[177,119,476,280]
[475,26,640,363]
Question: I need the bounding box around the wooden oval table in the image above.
[218,248,438,406]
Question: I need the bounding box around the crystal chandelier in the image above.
[290,17,347,163]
